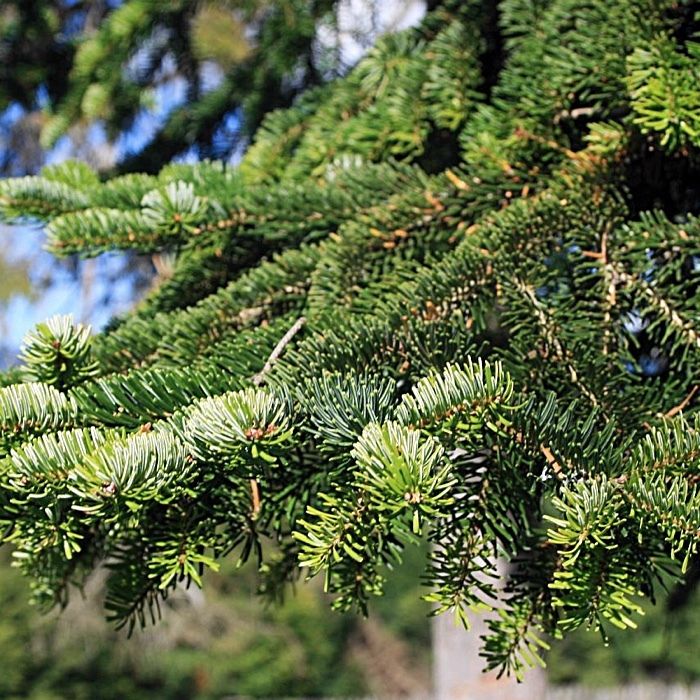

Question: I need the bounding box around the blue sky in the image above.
[0,223,141,363]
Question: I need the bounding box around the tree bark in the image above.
[432,559,547,699]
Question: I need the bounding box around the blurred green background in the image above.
[3,537,700,697]
[0,544,433,699]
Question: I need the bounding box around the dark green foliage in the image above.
[2,0,700,681]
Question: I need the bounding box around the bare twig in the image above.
[250,478,261,518]
[665,385,699,419]
[554,106,597,124]
[540,444,569,480]
[252,316,306,386]
[511,428,567,481]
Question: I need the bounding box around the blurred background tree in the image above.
[0,0,426,176]
[0,544,433,699]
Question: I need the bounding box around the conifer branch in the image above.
[1,0,699,680]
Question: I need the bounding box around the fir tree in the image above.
[1,0,700,679]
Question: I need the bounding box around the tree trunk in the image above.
[432,558,547,699]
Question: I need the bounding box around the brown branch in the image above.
[250,478,261,518]
[665,386,699,419]
[510,427,567,481]
[540,444,569,481]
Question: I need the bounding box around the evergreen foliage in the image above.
[1,0,700,679]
